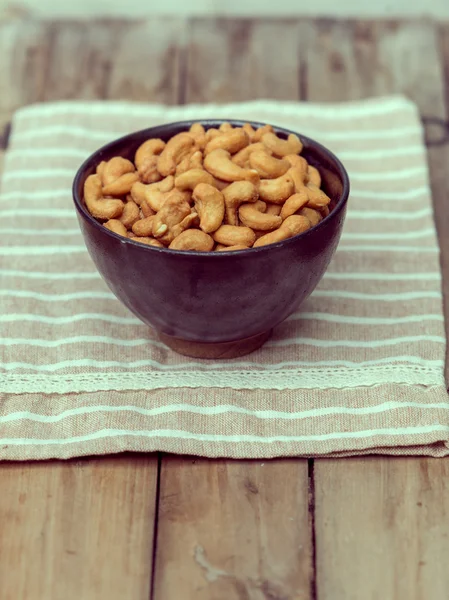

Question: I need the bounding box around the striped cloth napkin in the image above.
[1,96,448,460]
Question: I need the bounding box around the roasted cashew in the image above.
[130,176,173,206]
[152,191,191,244]
[102,172,139,196]
[119,200,140,228]
[285,155,309,181]
[280,190,309,220]
[138,155,162,184]
[170,211,200,239]
[300,207,322,227]
[205,128,220,141]
[131,236,164,247]
[192,183,225,234]
[134,138,165,170]
[265,203,282,216]
[204,149,259,184]
[288,166,308,193]
[96,160,107,182]
[262,132,303,157]
[242,123,256,142]
[307,165,322,187]
[254,215,310,247]
[175,168,216,191]
[84,174,124,220]
[239,200,282,231]
[189,123,207,150]
[253,124,274,142]
[249,151,290,179]
[132,216,156,237]
[306,184,331,209]
[319,205,330,218]
[204,128,249,156]
[258,172,294,204]
[175,150,203,176]
[104,219,128,237]
[219,122,233,133]
[169,229,214,252]
[216,244,249,252]
[213,225,256,247]
[232,143,267,168]
[157,132,195,177]
[102,157,135,186]
[140,199,155,218]
[222,181,259,226]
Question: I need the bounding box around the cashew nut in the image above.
[253,215,311,247]
[216,244,249,252]
[131,176,175,211]
[102,172,139,196]
[280,190,309,220]
[265,203,282,216]
[175,168,216,191]
[170,211,200,239]
[232,142,268,168]
[169,229,214,252]
[262,132,303,157]
[132,216,156,237]
[307,165,322,187]
[285,155,309,182]
[104,219,128,237]
[204,129,249,156]
[213,225,256,247]
[306,184,331,209]
[239,200,282,231]
[119,200,141,228]
[249,151,290,179]
[288,166,308,193]
[258,172,294,204]
[223,181,259,226]
[131,236,164,247]
[205,128,220,141]
[300,207,322,227]
[242,123,256,142]
[219,122,233,133]
[138,155,162,184]
[204,149,259,184]
[175,150,203,176]
[189,123,207,150]
[320,205,330,218]
[152,191,191,244]
[192,183,225,233]
[96,160,107,182]
[253,124,274,142]
[140,199,155,218]
[84,174,124,220]
[157,132,195,177]
[134,138,165,170]
[102,157,135,186]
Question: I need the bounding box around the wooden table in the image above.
[1,16,449,600]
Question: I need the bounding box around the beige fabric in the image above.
[0,96,448,460]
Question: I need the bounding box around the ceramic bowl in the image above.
[72,120,350,358]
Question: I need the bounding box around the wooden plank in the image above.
[153,457,312,600]
[0,457,156,600]
[0,18,163,599]
[153,19,313,600]
[306,20,449,600]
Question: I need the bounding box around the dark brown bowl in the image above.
[72,120,349,358]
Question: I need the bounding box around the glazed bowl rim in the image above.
[72,118,350,257]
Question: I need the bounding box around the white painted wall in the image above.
[3,0,449,18]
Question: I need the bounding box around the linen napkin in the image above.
[1,96,448,460]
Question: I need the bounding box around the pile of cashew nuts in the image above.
[83,122,332,251]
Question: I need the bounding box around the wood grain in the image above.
[153,458,312,600]
[153,19,313,600]
[0,18,161,600]
[306,20,449,600]
[0,457,156,600]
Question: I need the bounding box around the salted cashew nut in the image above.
[319,205,330,218]
[204,149,259,184]
[134,138,165,170]
[239,200,282,231]
[204,129,249,156]
[140,199,155,218]
[102,157,135,186]
[300,207,322,227]
[169,229,214,252]
[288,166,308,193]
[222,180,259,226]
[189,123,207,150]
[285,155,309,182]
[119,200,141,228]
[131,236,164,247]
[175,150,203,176]
[258,172,295,204]
[131,176,175,211]
[152,191,191,244]
[216,244,249,252]
[132,216,156,237]
[205,128,220,141]
[232,142,268,167]
[249,151,290,179]
[138,155,162,184]
[213,224,256,248]
[84,174,124,220]
[265,203,282,216]
[104,219,128,237]
[170,211,200,239]
[254,215,311,248]
[96,160,107,182]
[192,183,225,234]
[262,132,303,157]
[242,123,256,142]
[175,168,217,191]
[157,132,195,177]
[280,190,309,220]
[306,184,331,209]
[308,165,322,187]
[102,172,139,196]
[253,124,274,142]
[219,122,233,133]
